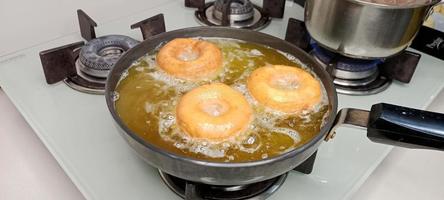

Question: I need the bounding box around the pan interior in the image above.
[112,37,331,163]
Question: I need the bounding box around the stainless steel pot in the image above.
[105,27,444,187]
[304,0,443,59]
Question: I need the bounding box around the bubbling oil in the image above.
[115,38,330,162]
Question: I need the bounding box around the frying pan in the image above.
[105,27,444,186]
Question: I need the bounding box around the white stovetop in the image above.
[1,0,444,200]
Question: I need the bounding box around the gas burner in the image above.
[62,57,108,95]
[213,0,254,22]
[40,10,165,95]
[63,35,139,94]
[185,0,286,30]
[78,35,139,78]
[159,171,287,200]
[310,42,391,95]
[198,0,270,30]
[310,41,382,79]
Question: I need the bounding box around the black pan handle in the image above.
[367,103,444,150]
[326,103,444,151]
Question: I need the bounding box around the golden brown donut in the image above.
[156,38,223,81]
[247,65,322,114]
[176,83,253,141]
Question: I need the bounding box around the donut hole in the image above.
[175,46,200,62]
[269,74,300,90]
[199,99,230,117]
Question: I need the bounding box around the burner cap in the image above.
[310,41,382,72]
[213,0,254,22]
[159,171,287,200]
[78,35,139,78]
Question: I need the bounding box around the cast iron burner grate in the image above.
[310,42,391,95]
[39,10,165,95]
[159,171,287,200]
[185,0,286,30]
[284,18,421,96]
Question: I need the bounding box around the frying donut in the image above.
[157,38,223,80]
[176,83,253,141]
[247,65,322,114]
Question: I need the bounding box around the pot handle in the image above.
[326,103,444,150]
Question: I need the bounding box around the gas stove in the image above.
[37,9,321,199]
[1,1,444,200]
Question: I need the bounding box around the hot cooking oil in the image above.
[115,38,329,162]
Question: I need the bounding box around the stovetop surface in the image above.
[1,1,444,199]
